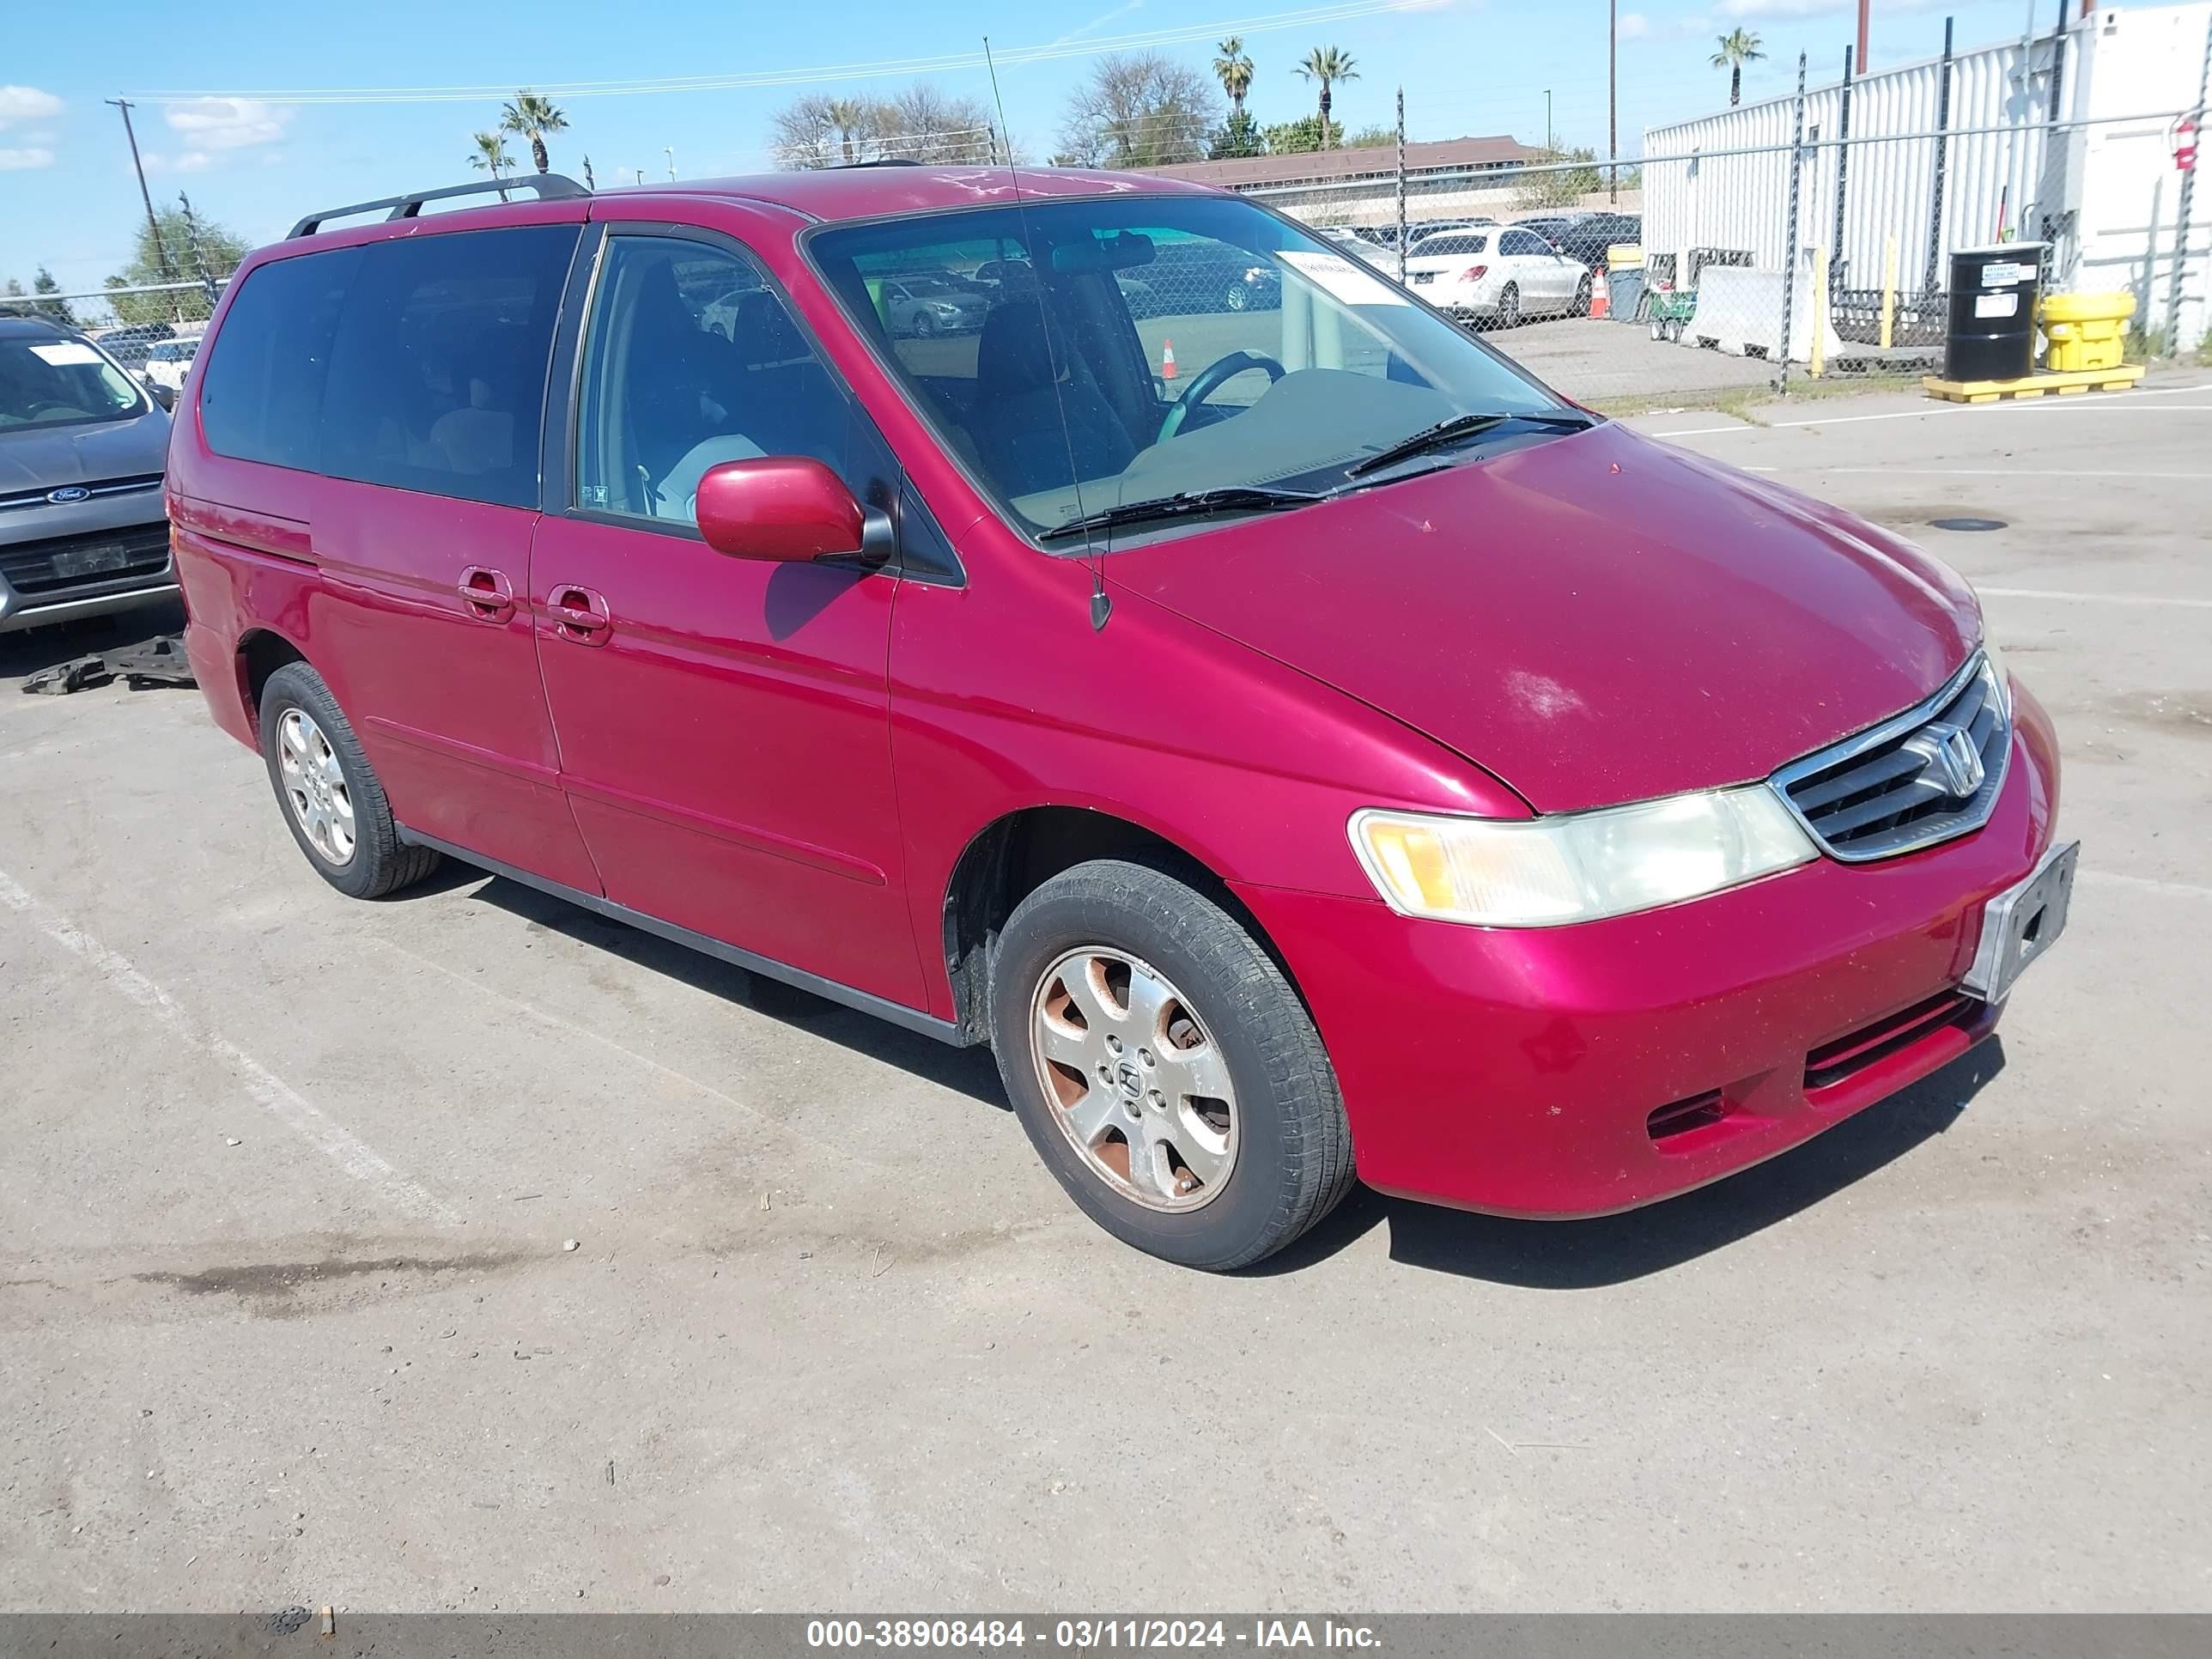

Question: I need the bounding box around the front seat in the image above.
[967,298,1134,499]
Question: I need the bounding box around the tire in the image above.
[258,661,440,901]
[1650,316,1667,341]
[1574,272,1594,316]
[1498,283,1521,328]
[912,312,936,338]
[989,859,1355,1271]
[1224,282,1249,313]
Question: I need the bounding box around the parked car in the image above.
[1402,218,1498,256]
[1,316,178,634]
[1127,240,1283,315]
[1312,226,1391,266]
[1525,210,1643,270]
[1401,228,1594,324]
[170,167,2072,1270]
[137,337,202,393]
[878,274,989,337]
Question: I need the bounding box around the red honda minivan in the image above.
[169,165,2075,1268]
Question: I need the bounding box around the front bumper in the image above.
[1235,684,2063,1217]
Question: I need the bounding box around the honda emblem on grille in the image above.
[1905,720,1984,798]
[46,486,91,505]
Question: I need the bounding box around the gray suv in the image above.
[1,315,177,634]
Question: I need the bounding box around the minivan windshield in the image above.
[0,336,146,432]
[809,195,1578,543]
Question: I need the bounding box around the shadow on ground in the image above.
[460,859,2009,1285]
[0,601,189,687]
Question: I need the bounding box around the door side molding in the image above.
[393,823,969,1047]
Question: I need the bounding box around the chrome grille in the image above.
[0,474,164,514]
[1770,652,2010,861]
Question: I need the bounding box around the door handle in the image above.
[459,565,516,623]
[545,584,612,647]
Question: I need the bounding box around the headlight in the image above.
[1349,788,1818,927]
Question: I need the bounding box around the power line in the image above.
[135,1,1438,105]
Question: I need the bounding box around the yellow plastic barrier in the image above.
[2039,290,2136,374]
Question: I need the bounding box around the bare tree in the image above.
[877,84,995,164]
[769,84,992,169]
[1059,52,1221,169]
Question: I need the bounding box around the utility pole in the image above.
[1858,0,1870,70]
[107,98,182,321]
[1545,88,1553,155]
[1608,0,1619,203]
[665,146,677,180]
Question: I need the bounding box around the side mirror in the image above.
[149,383,176,412]
[695,458,869,563]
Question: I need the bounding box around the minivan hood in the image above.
[1107,422,1978,813]
[0,408,171,494]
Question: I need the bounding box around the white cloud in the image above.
[143,150,216,174]
[0,145,56,170]
[0,85,64,130]
[1618,11,1651,39]
[161,97,294,151]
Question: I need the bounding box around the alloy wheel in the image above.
[1029,946,1238,1212]
[276,708,357,866]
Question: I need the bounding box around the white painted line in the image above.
[1645,380,2212,439]
[2079,870,2212,902]
[1976,586,2212,610]
[1742,466,2212,481]
[0,866,459,1224]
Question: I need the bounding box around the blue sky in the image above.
[3,0,2049,295]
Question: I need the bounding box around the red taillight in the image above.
[1460,264,1488,282]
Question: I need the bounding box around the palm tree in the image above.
[501,89,570,174]
[825,98,872,165]
[1295,46,1359,148]
[1213,37,1255,114]
[1710,29,1765,108]
[468,131,514,198]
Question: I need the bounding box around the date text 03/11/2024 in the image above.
[805,1619,1383,1650]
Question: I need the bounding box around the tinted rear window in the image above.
[198,226,579,507]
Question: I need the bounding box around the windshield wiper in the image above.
[1343,410,1595,478]
[1036,484,1328,542]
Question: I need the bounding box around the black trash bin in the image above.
[1944,244,2045,382]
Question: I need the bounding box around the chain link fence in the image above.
[2,279,225,394]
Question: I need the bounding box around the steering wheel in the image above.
[1158,351,1286,441]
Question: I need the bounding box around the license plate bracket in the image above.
[1963,839,2078,1002]
[51,541,133,580]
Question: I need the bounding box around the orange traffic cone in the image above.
[1161,338,1177,380]
[1589,267,1610,319]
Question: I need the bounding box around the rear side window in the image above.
[198,226,579,507]
[198,247,358,471]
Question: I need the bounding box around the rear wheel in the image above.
[1498,283,1521,328]
[258,661,439,900]
[990,860,1354,1271]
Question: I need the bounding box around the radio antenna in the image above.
[983,35,1110,629]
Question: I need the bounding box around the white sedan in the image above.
[1399,228,1593,327]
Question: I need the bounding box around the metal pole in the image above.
[1858,0,1871,70]
[107,98,182,320]
[2166,11,2210,350]
[665,147,677,181]
[1927,19,1956,295]
[1609,0,1619,204]
[1545,90,1553,155]
[1778,53,1808,393]
[1395,88,1408,285]
[1833,46,1856,295]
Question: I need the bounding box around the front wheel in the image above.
[1223,281,1250,313]
[990,860,1354,1271]
[1574,272,1594,316]
[912,312,936,338]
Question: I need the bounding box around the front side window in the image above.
[808,195,1571,544]
[574,236,847,526]
[0,334,147,432]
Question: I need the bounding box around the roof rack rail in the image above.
[288,173,590,240]
[835,158,924,169]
